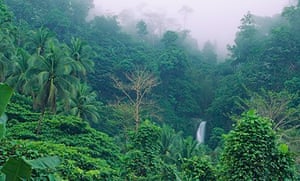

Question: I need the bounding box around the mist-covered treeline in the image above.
[0,0,299,180]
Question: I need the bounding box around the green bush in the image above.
[6,108,122,180]
[219,110,296,180]
[181,156,216,180]
[122,120,165,180]
[0,139,117,180]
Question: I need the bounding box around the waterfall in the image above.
[196,121,207,144]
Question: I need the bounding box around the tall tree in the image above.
[63,83,101,123]
[26,39,79,113]
[228,12,264,66]
[5,48,31,93]
[112,67,159,130]
[136,20,148,38]
[26,27,53,56]
[69,37,95,78]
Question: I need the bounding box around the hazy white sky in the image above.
[92,0,295,55]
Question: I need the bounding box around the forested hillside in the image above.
[0,0,299,180]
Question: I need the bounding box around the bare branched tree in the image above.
[112,67,159,130]
[237,89,299,131]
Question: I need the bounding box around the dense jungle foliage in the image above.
[0,0,299,180]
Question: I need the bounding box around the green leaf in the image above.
[47,174,60,181]
[0,83,13,116]
[278,144,289,154]
[247,109,256,117]
[1,157,32,181]
[26,156,60,170]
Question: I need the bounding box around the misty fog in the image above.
[89,0,295,59]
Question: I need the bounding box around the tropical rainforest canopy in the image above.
[0,0,299,180]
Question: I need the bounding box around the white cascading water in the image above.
[196,121,207,144]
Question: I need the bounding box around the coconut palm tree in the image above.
[26,27,53,56]
[63,83,101,123]
[69,37,95,78]
[26,39,79,113]
[25,38,80,133]
[0,31,15,82]
[5,48,31,93]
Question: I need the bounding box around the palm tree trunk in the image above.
[35,109,45,134]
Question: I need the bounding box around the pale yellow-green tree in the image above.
[112,67,159,130]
